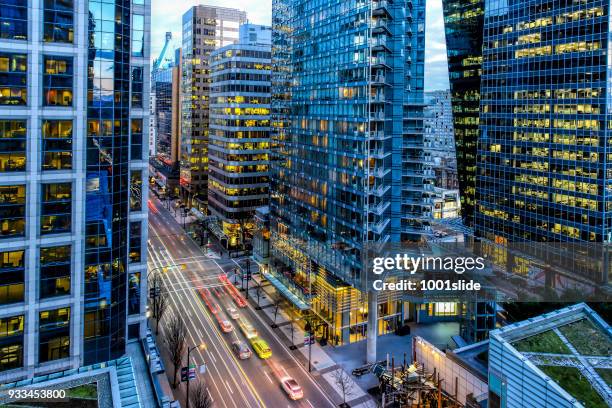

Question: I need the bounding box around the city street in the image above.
[147,194,337,408]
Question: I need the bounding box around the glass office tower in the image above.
[441,0,484,226]
[180,6,246,213]
[269,0,429,354]
[477,0,611,244]
[0,0,150,380]
[208,25,272,248]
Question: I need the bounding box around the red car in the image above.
[219,319,233,333]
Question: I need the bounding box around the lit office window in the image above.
[131,119,143,160]
[43,0,74,43]
[39,307,70,363]
[43,56,73,106]
[42,120,72,170]
[129,222,141,263]
[131,67,143,108]
[0,1,27,40]
[0,53,26,105]
[0,315,24,371]
[0,250,24,305]
[132,14,144,57]
[0,185,25,237]
[40,245,71,299]
[0,120,26,172]
[41,183,72,235]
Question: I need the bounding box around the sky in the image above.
[150,0,449,91]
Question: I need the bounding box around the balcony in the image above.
[367,184,391,197]
[371,36,390,51]
[369,130,390,140]
[370,91,386,103]
[369,148,390,159]
[371,74,389,86]
[369,201,390,215]
[372,0,390,16]
[371,56,390,68]
[370,110,385,121]
[369,217,390,235]
[369,166,391,178]
[372,19,390,34]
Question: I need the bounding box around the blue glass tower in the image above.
[269,0,429,352]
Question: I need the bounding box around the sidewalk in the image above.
[243,274,377,407]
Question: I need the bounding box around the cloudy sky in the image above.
[150,0,449,91]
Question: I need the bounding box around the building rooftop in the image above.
[491,303,612,408]
[0,357,142,407]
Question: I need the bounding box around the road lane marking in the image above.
[306,399,315,408]
[264,371,273,384]
[225,380,234,395]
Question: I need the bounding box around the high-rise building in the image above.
[424,90,458,191]
[441,0,484,226]
[476,0,611,246]
[180,5,247,213]
[151,32,178,159]
[0,0,150,380]
[269,0,429,358]
[208,25,271,248]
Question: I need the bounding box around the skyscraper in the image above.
[180,5,247,213]
[476,0,610,245]
[151,32,178,159]
[441,0,484,226]
[208,25,272,248]
[269,0,429,357]
[0,0,150,380]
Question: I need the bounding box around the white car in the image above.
[219,319,234,333]
[227,307,240,320]
[281,377,303,400]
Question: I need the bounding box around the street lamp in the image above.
[186,343,207,408]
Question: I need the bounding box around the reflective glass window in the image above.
[43,55,73,106]
[41,183,72,235]
[0,315,23,371]
[131,67,143,108]
[0,0,27,40]
[129,221,141,263]
[0,185,25,237]
[0,120,25,172]
[39,307,70,363]
[128,272,140,315]
[43,0,74,43]
[0,53,26,105]
[40,245,71,299]
[0,250,24,305]
[130,170,142,211]
[131,119,143,160]
[132,14,144,57]
[42,120,72,170]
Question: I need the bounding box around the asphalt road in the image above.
[147,194,337,408]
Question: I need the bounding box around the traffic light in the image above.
[181,367,189,382]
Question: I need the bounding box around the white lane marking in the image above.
[225,380,234,395]
[208,349,217,363]
[306,399,315,408]
[264,371,274,384]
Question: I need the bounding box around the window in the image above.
[131,119,143,160]
[131,67,143,108]
[0,185,25,237]
[0,53,26,105]
[0,250,24,305]
[132,14,144,57]
[0,315,23,372]
[129,222,141,263]
[0,1,27,40]
[40,245,71,299]
[42,120,72,170]
[128,272,141,315]
[41,183,71,235]
[43,56,73,106]
[130,170,142,211]
[43,0,74,43]
[0,120,25,172]
[39,307,70,363]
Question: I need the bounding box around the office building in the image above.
[269,0,430,358]
[180,5,247,212]
[441,0,484,226]
[477,0,611,246]
[0,0,150,380]
[208,24,271,248]
[424,90,458,190]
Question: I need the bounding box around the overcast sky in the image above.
[150,0,449,91]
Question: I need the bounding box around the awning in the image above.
[263,272,310,310]
[190,207,205,221]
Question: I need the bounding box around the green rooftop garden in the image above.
[559,319,612,357]
[512,329,571,354]
[539,366,607,408]
[66,383,98,400]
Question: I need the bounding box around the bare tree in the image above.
[289,318,296,349]
[255,279,262,308]
[164,314,187,388]
[333,367,355,406]
[190,381,213,408]
[272,293,283,327]
[155,286,168,336]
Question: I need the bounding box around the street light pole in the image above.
[186,343,206,408]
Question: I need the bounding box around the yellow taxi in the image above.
[250,337,272,359]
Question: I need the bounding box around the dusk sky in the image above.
[151,0,450,91]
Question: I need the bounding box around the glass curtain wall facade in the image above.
[477,0,611,245]
[269,0,428,347]
[0,0,150,381]
[209,39,271,248]
[441,0,484,226]
[180,6,247,213]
